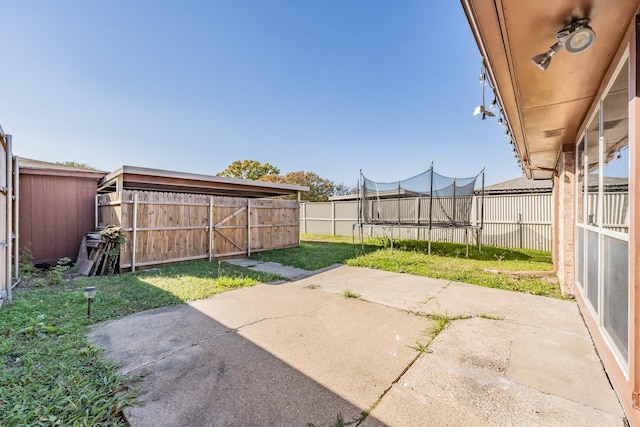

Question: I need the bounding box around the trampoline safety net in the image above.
[360,166,484,227]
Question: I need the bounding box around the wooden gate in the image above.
[212,197,248,257]
[97,190,300,271]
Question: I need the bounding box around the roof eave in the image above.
[98,165,309,197]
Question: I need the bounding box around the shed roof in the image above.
[17,157,108,179]
[98,165,309,198]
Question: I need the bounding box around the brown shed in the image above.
[18,158,107,265]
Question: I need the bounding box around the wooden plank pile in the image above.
[76,228,122,276]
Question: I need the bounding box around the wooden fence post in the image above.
[247,198,251,257]
[208,196,213,261]
[131,192,138,272]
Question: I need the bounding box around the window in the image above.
[576,136,585,290]
[602,61,629,233]
[586,111,599,227]
[576,55,630,367]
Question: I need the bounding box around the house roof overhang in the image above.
[98,165,309,198]
[460,0,639,179]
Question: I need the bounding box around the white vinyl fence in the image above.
[301,193,554,251]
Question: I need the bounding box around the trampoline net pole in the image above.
[357,162,484,255]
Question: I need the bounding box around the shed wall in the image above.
[19,173,99,264]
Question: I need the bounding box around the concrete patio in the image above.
[89,264,625,426]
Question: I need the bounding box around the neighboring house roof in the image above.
[98,165,309,198]
[586,174,628,192]
[484,175,628,195]
[329,194,358,201]
[483,177,553,194]
[331,174,628,199]
[17,157,108,179]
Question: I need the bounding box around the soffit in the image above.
[461,0,639,179]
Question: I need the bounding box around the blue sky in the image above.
[1,1,524,187]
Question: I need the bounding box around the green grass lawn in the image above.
[253,233,562,299]
[0,261,279,426]
[249,234,378,270]
[1,234,560,425]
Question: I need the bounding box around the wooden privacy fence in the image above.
[97,190,300,271]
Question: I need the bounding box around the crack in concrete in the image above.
[358,314,616,426]
[503,375,625,421]
[355,312,505,426]
[355,341,426,426]
[233,308,322,331]
[122,309,321,375]
[421,280,452,306]
[500,318,587,338]
[122,329,232,375]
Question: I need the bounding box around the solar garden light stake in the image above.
[83,286,97,318]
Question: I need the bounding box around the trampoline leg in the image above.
[390,227,394,250]
[465,229,469,258]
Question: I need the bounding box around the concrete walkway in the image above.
[89,264,625,426]
[224,257,313,281]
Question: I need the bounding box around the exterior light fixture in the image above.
[473,65,496,119]
[83,286,97,318]
[473,105,495,120]
[530,45,560,72]
[531,18,595,72]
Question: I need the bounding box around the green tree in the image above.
[262,171,334,202]
[56,161,99,170]
[333,183,357,196]
[216,160,280,180]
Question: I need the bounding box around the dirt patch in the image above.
[13,268,84,292]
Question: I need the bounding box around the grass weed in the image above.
[341,289,361,299]
[427,313,451,337]
[308,412,346,427]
